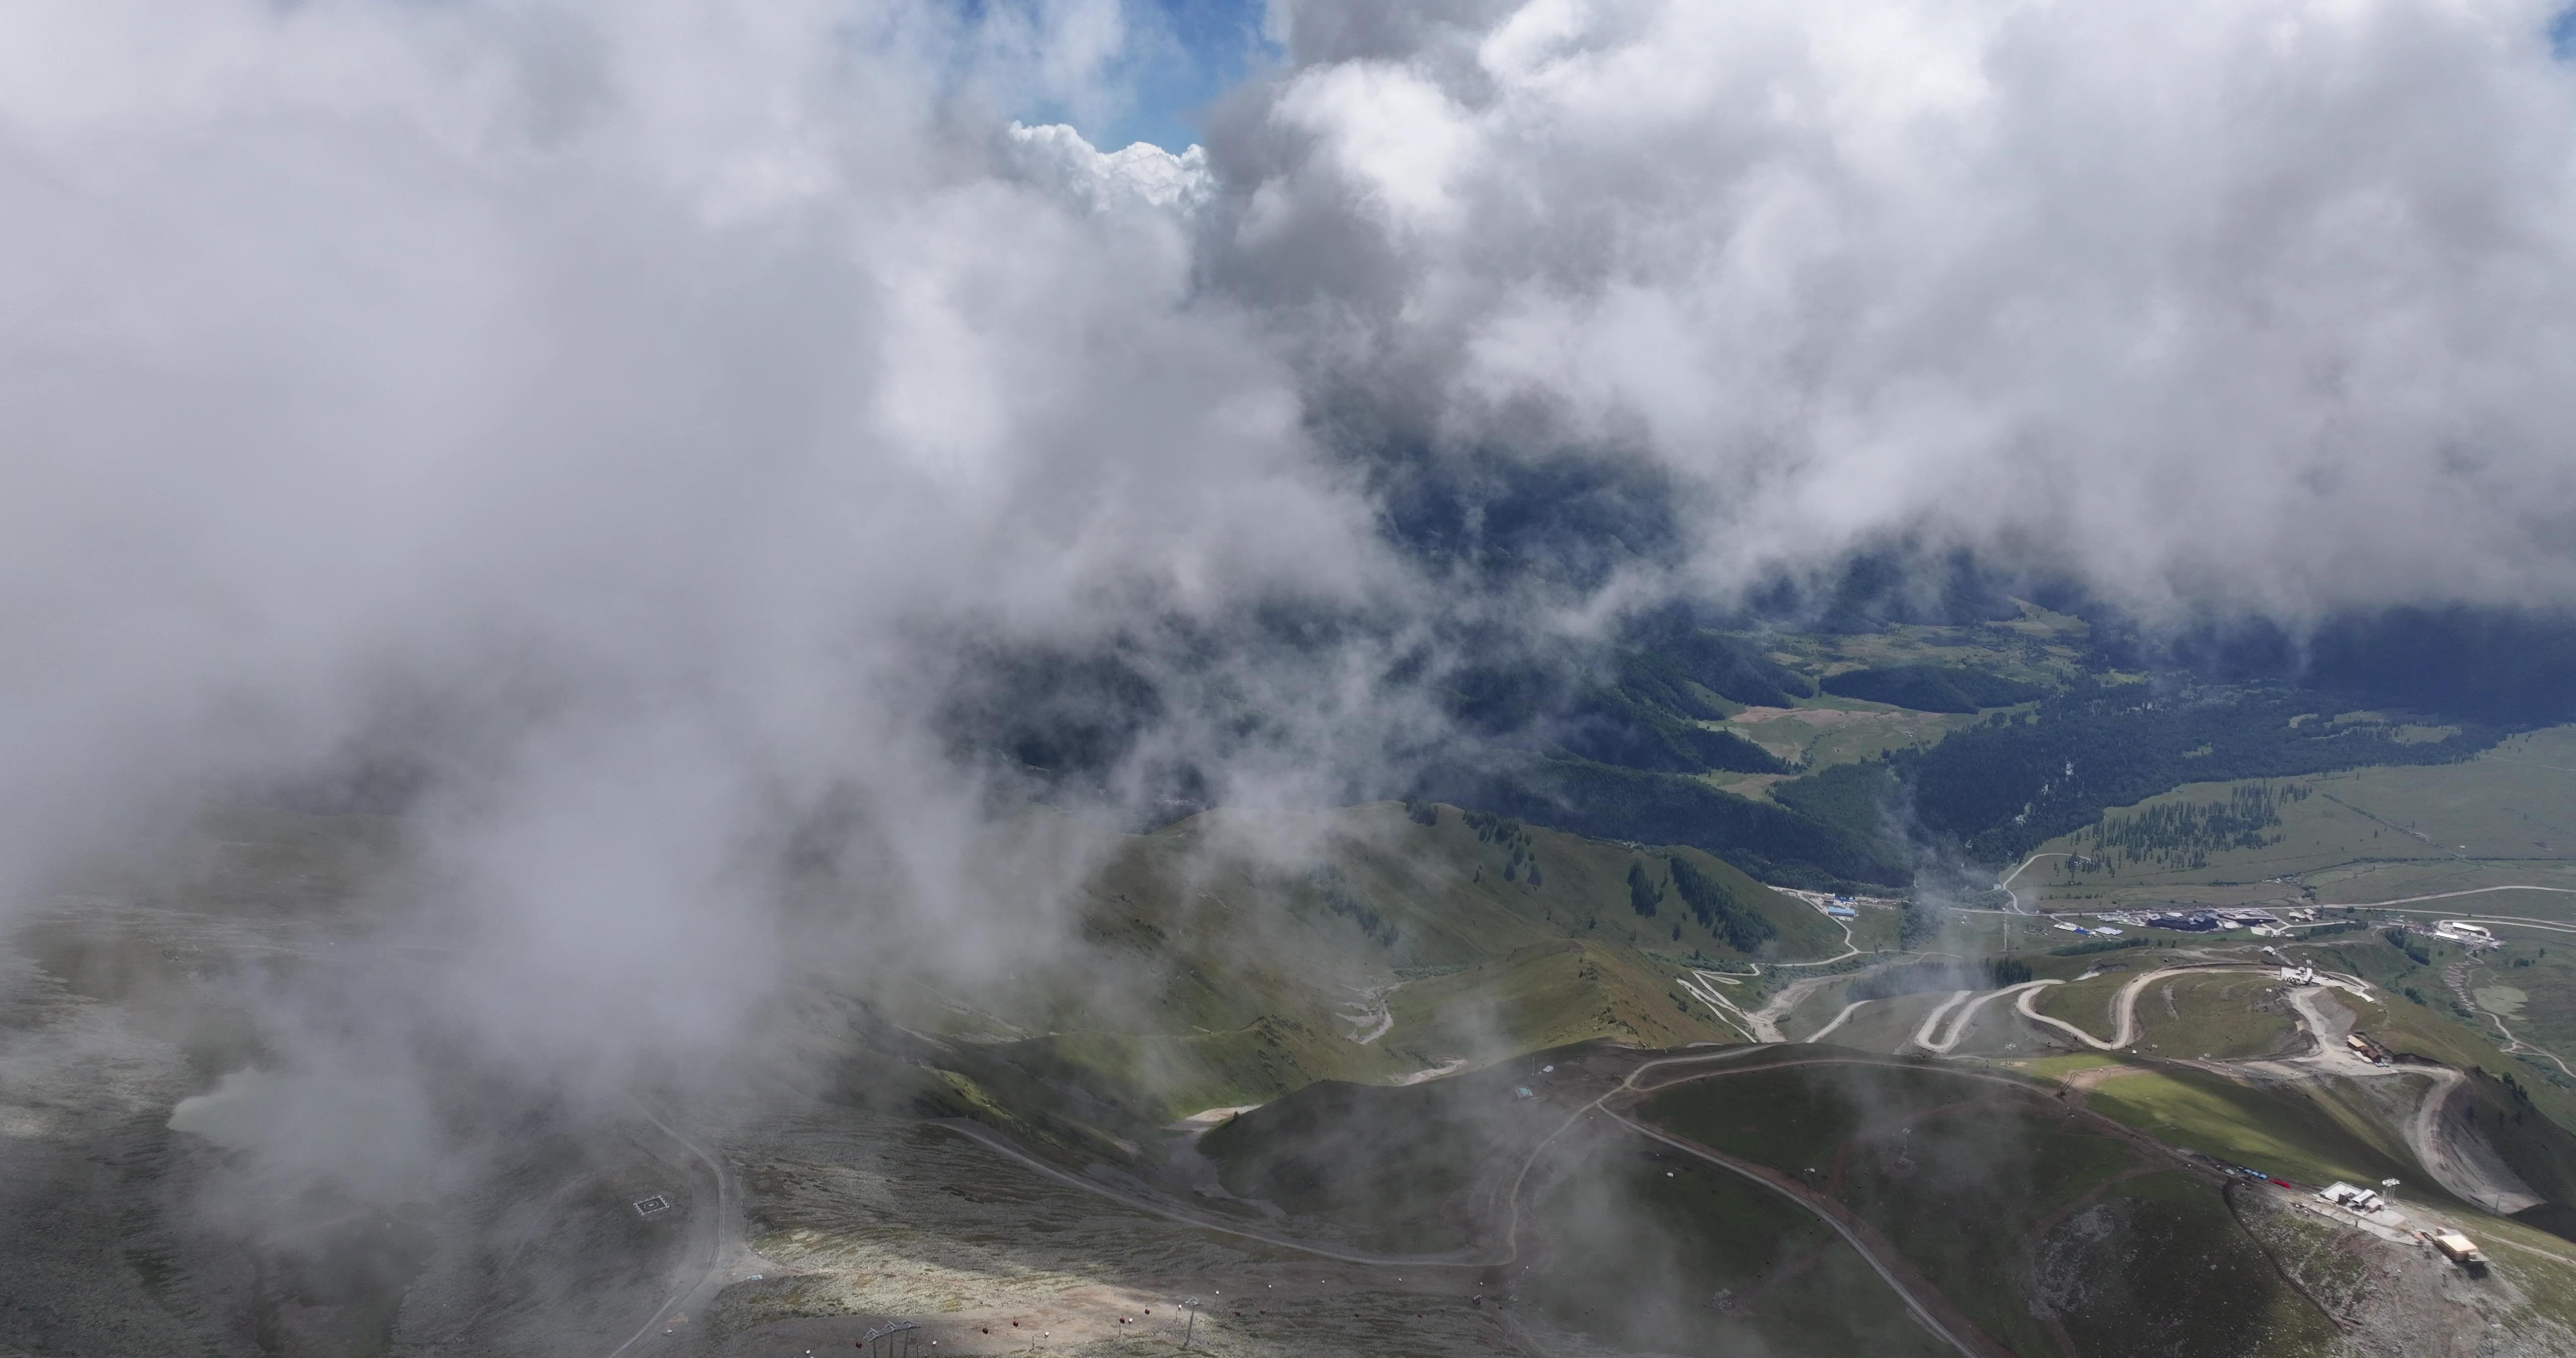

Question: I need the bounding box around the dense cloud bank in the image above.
[0,1,1408,1176]
[1206,0,2576,618]
[4,0,2576,1207]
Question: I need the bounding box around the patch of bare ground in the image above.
[2029,1173,2339,1358]
[2063,1064,2154,1100]
[2015,1165,2163,1358]
[2228,1185,2575,1357]
[699,1111,1519,1358]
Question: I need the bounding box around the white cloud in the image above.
[1223,0,2576,619]
[8,0,2576,1226]
[0,0,1387,1114]
[1004,120,1215,213]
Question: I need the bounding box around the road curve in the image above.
[1804,999,1871,1044]
[2013,967,2372,1053]
[1583,1051,1990,1358]
[1994,853,2072,915]
[1910,991,1975,1052]
[1914,981,2057,1054]
[604,1098,742,1358]
[936,1047,1985,1358]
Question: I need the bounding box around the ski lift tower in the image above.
[1178,1296,1202,1351]
[859,1320,918,1356]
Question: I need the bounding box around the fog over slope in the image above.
[1207,0,2576,616]
[4,0,2576,1221]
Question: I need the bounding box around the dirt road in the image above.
[2444,957,2576,1078]
[1588,1052,1996,1358]
[927,1046,1991,1358]
[604,1099,757,1358]
[2009,966,2371,1052]
[1994,853,2072,914]
[1913,981,2055,1054]
[1606,1112,1998,1358]
[2196,986,2544,1217]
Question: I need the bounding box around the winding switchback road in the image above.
[2007,966,2371,1053]
[1913,981,2056,1054]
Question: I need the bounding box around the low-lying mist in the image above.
[6,3,2576,1348]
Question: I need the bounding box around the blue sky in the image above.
[1033,0,1274,152]
[1042,3,2576,151]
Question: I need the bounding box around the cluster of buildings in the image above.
[2047,919,2123,936]
[2057,905,2297,934]
[1789,890,1876,919]
[2428,920,2501,951]
[2040,903,2313,935]
[2303,1181,2486,1272]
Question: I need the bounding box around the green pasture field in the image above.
[1759,605,2091,692]
[2028,971,2132,1037]
[1378,938,1729,1058]
[1700,605,2089,781]
[2018,1052,2134,1082]
[2461,941,2576,1072]
[1834,903,1910,953]
[2082,1067,2417,1192]
[1721,701,1986,777]
[2021,725,2576,912]
[2130,973,2300,1060]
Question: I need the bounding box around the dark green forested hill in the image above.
[1775,681,2505,863]
[1818,663,2046,713]
[1416,753,1911,889]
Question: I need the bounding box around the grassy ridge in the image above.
[2040,1171,2340,1358]
[2020,724,2576,908]
[911,801,1848,1134]
[2132,974,2301,1060]
[1523,1153,1951,1356]
[1198,1068,1524,1251]
[1639,1059,2345,1358]
[2082,1067,2415,1191]
[2027,971,2132,1035]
